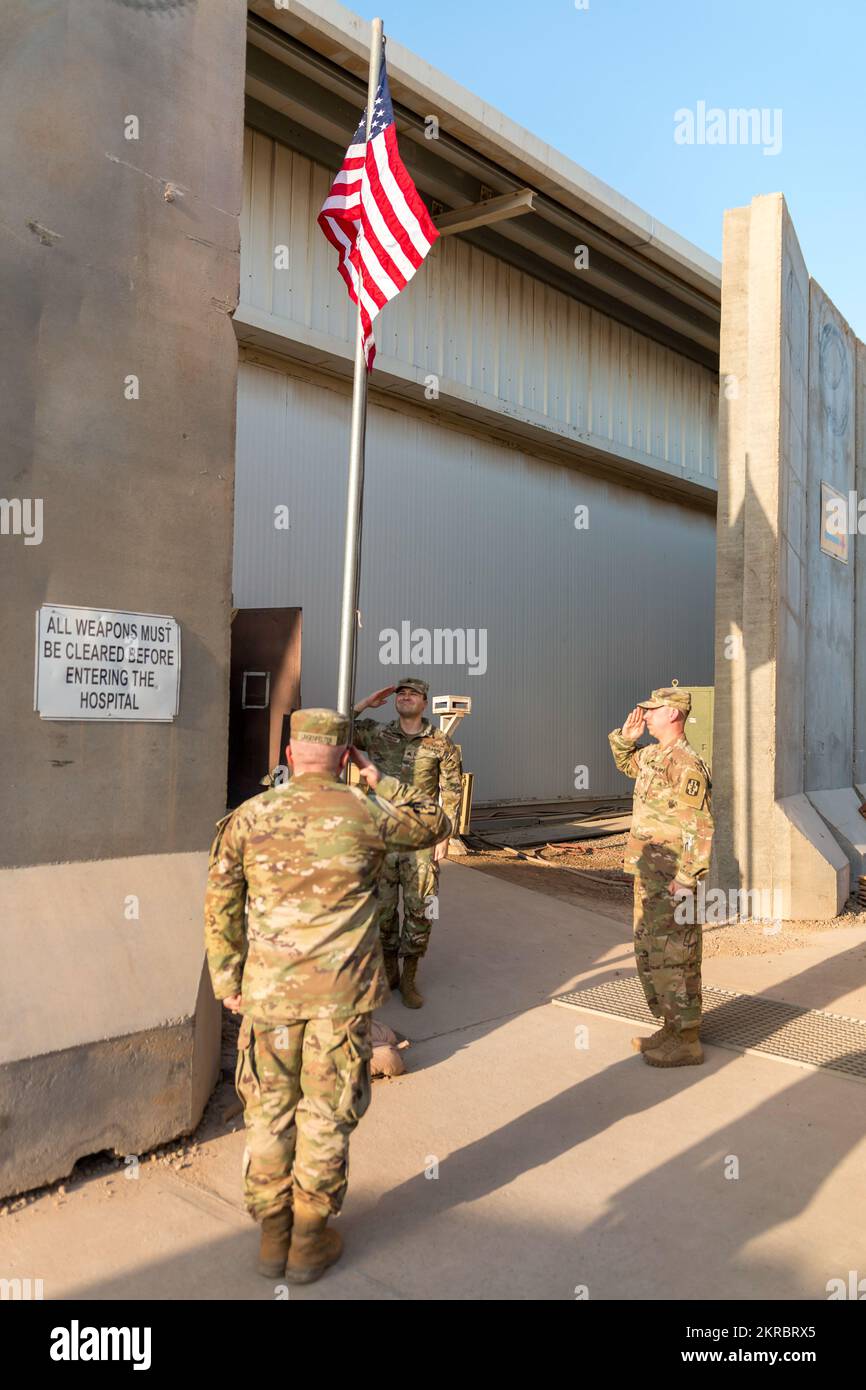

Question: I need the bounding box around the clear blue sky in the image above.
[354,0,866,339]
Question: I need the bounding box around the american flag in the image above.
[318,45,439,371]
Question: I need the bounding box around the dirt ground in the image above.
[462,831,866,958]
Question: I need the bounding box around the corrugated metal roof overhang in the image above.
[247,0,721,367]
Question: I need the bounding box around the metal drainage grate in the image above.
[552,978,866,1080]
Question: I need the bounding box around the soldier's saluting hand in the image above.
[621,706,646,742]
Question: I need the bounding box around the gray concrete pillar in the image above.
[0,0,246,1197]
[714,193,864,920]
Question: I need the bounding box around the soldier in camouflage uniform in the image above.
[608,684,714,1068]
[352,678,463,1008]
[204,708,450,1284]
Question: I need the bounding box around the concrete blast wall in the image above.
[0,0,246,1197]
[714,193,866,919]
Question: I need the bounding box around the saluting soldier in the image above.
[352,679,463,1008]
[204,708,451,1284]
[608,684,714,1068]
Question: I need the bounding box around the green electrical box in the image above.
[684,686,714,771]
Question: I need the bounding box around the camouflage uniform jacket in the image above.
[204,773,451,1023]
[608,730,713,888]
[352,717,463,824]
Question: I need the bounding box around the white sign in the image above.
[35,604,181,721]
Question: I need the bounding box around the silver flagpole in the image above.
[336,17,384,724]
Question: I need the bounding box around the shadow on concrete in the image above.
[362,935,866,1295]
[374,861,637,1073]
[52,924,866,1301]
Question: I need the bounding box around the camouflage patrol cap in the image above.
[395,677,429,698]
[638,685,692,715]
[289,707,350,746]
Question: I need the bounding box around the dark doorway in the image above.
[227,608,302,807]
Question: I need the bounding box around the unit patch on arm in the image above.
[680,771,708,807]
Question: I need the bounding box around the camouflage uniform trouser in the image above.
[376,847,438,959]
[235,1013,372,1222]
[632,873,702,1031]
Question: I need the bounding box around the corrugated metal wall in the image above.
[241,127,718,488]
[233,359,716,803]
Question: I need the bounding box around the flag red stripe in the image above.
[382,124,439,248]
[364,134,424,268]
[358,204,408,295]
[352,245,388,312]
[318,72,438,369]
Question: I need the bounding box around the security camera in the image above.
[432,696,472,716]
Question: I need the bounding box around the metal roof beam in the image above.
[434,189,536,236]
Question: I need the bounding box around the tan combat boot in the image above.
[399,956,423,1009]
[286,1199,343,1285]
[631,1020,674,1054]
[643,1026,704,1068]
[257,1206,293,1278]
[383,950,400,990]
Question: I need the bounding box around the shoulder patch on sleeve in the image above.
[679,768,708,806]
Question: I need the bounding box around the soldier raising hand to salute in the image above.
[609,684,714,1069]
[353,678,462,1009]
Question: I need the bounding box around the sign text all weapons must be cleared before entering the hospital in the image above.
[34,604,181,721]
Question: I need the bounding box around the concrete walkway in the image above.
[6,863,866,1301]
